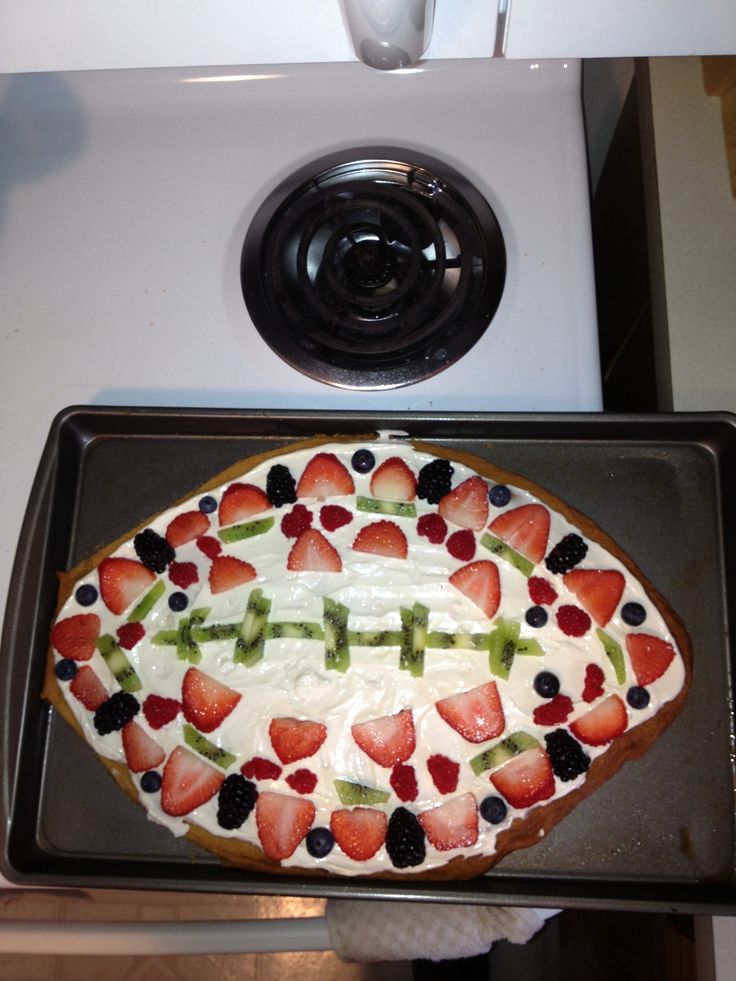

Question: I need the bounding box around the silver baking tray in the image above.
[1,407,734,913]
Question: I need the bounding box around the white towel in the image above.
[325,899,552,963]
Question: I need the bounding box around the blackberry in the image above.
[216,774,258,830]
[385,807,426,869]
[134,528,175,573]
[544,533,588,575]
[93,691,140,735]
[416,459,454,504]
[266,464,297,508]
[544,729,590,782]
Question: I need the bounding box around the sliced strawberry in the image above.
[435,682,505,744]
[297,453,355,500]
[160,745,224,817]
[69,665,108,710]
[438,476,489,531]
[208,555,257,594]
[98,558,156,616]
[269,717,328,765]
[219,483,271,527]
[418,793,479,851]
[181,666,241,733]
[449,560,501,619]
[490,746,555,809]
[287,529,342,572]
[51,613,100,661]
[256,791,316,861]
[570,693,628,746]
[122,720,166,773]
[488,503,550,564]
[563,569,625,627]
[165,510,210,547]
[352,520,408,559]
[625,633,677,686]
[330,807,388,861]
[369,457,417,502]
[351,708,415,767]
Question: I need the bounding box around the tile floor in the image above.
[0,890,413,981]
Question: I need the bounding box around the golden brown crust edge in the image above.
[42,433,692,882]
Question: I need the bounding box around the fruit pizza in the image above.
[44,434,691,879]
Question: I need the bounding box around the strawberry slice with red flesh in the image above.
[490,746,555,809]
[570,693,628,746]
[563,569,625,627]
[449,560,501,619]
[297,453,355,501]
[287,529,342,572]
[51,613,100,661]
[438,476,489,532]
[488,504,550,564]
[161,745,224,817]
[70,665,108,710]
[122,720,166,773]
[98,558,156,616]
[182,666,241,733]
[418,793,479,851]
[208,555,257,594]
[165,510,210,547]
[256,791,316,861]
[269,717,328,765]
[370,457,417,502]
[352,520,408,559]
[435,682,505,744]
[625,633,676,686]
[330,807,388,861]
[351,708,415,767]
[219,483,271,527]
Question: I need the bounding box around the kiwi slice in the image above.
[487,618,520,679]
[217,515,275,545]
[190,623,240,643]
[267,621,324,641]
[426,630,488,651]
[348,628,403,647]
[334,778,390,806]
[324,597,350,672]
[183,723,236,768]
[470,731,540,776]
[127,580,165,623]
[480,532,535,578]
[96,634,142,693]
[234,588,272,666]
[596,628,626,683]
[399,602,428,677]
[176,617,202,664]
[356,496,417,518]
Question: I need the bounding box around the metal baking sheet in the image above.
[1,407,734,913]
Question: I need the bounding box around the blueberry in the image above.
[168,591,188,612]
[54,658,78,681]
[198,495,217,514]
[627,686,650,709]
[480,795,508,825]
[488,484,511,507]
[140,771,162,793]
[306,826,335,859]
[351,448,375,474]
[75,583,98,607]
[525,605,548,628]
[533,671,560,698]
[621,601,646,626]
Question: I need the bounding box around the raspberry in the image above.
[196,535,222,559]
[528,576,558,606]
[533,694,574,726]
[427,754,460,794]
[241,756,282,781]
[417,513,447,544]
[168,561,199,589]
[116,622,145,650]
[582,663,605,703]
[142,694,182,730]
[390,763,418,802]
[280,504,313,538]
[285,768,318,794]
[556,604,592,637]
[320,505,353,532]
[446,529,476,561]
